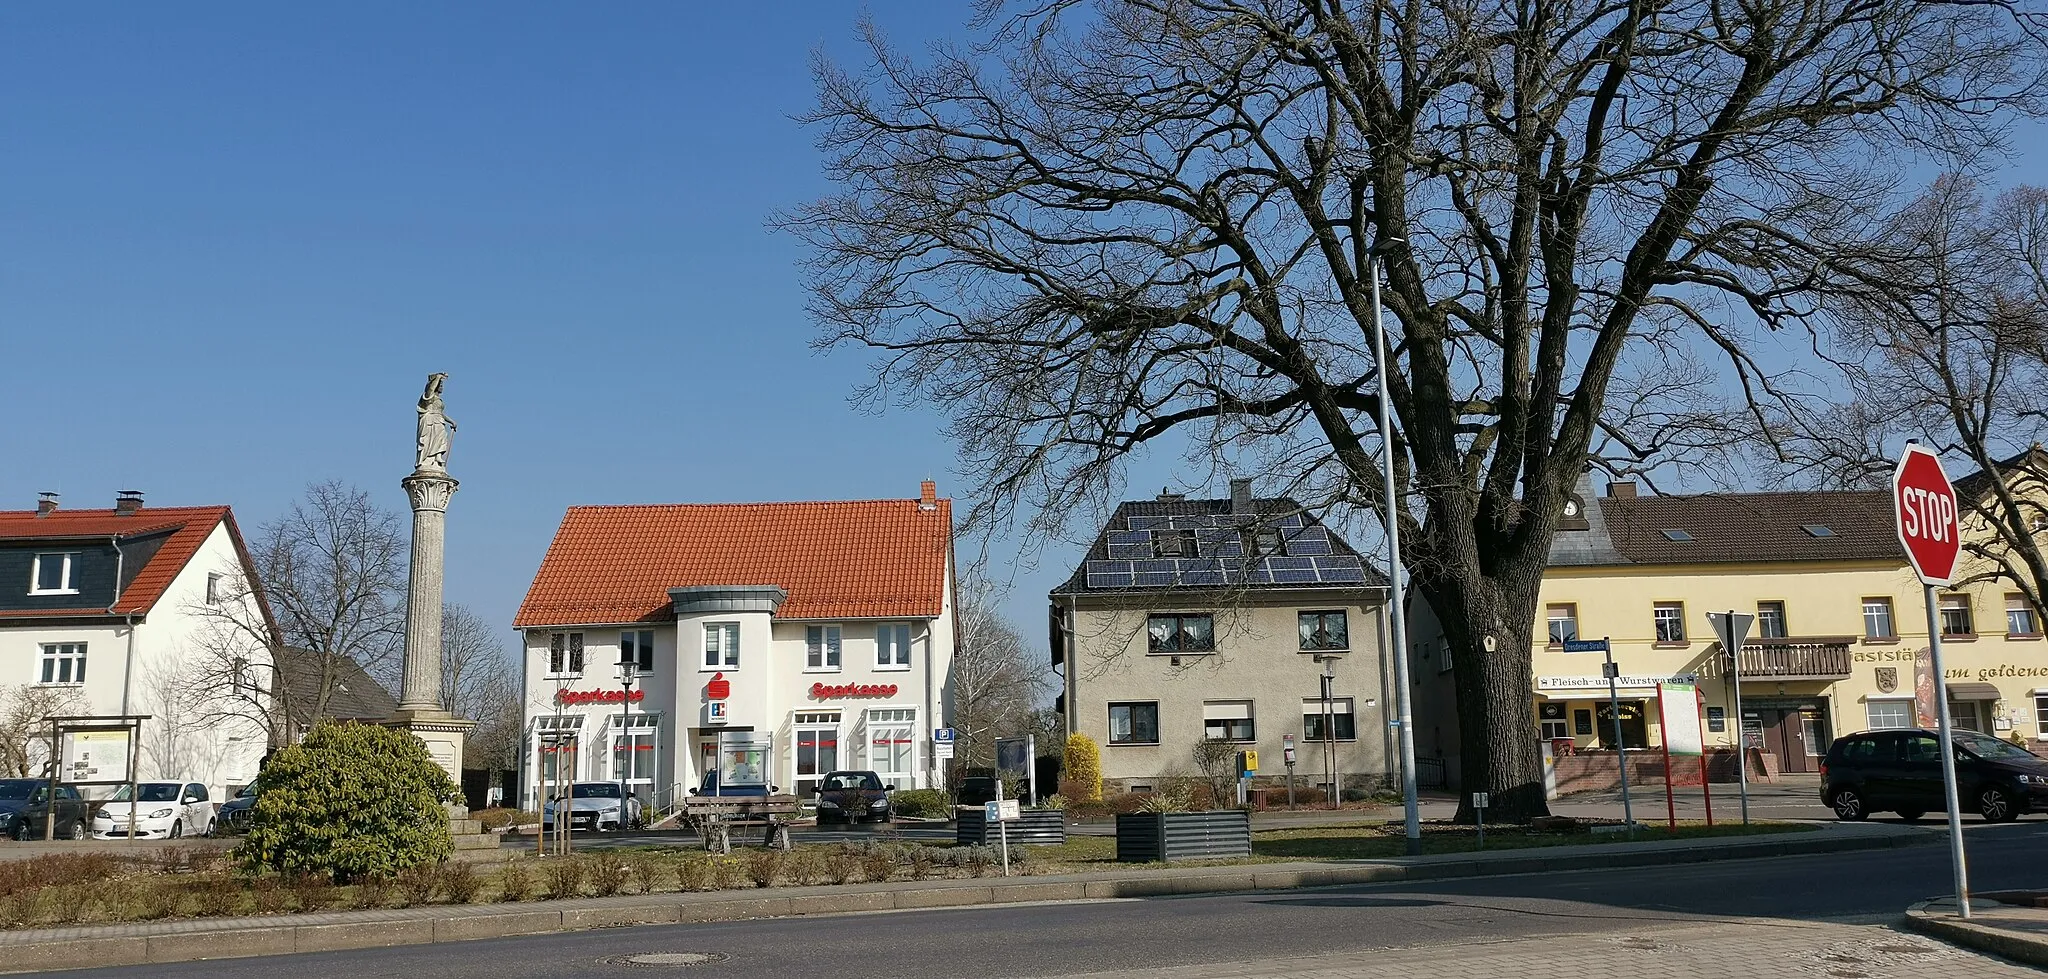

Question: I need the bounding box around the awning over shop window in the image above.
[1947,682,2002,701]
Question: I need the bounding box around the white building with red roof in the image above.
[514,482,957,810]
[0,492,275,805]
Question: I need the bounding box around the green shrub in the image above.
[888,789,951,819]
[394,864,439,907]
[439,862,483,903]
[1040,794,1068,811]
[495,861,533,902]
[709,857,745,890]
[289,872,335,910]
[473,808,527,832]
[236,723,459,883]
[350,875,390,909]
[628,854,666,894]
[1064,734,1102,802]
[590,853,629,897]
[675,855,710,892]
[743,850,783,888]
[542,858,585,900]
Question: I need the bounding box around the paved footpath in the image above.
[1076,918,2034,979]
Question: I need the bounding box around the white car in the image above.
[93,781,217,839]
[541,782,644,833]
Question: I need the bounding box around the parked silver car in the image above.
[541,782,644,833]
[93,781,217,839]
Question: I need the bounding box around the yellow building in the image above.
[1412,477,2048,787]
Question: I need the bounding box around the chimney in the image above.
[36,492,58,516]
[917,480,938,512]
[115,490,144,515]
[1156,488,1185,502]
[1230,478,1253,514]
[1606,480,1637,499]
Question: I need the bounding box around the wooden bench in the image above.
[677,795,802,854]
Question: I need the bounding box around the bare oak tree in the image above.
[785,0,2042,818]
[441,604,522,770]
[949,565,1048,775]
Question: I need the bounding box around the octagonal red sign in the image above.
[1893,444,1960,586]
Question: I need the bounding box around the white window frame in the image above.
[1862,598,1896,639]
[605,712,661,794]
[30,553,77,595]
[701,623,739,671]
[38,643,86,686]
[1202,700,1256,742]
[875,623,913,671]
[1865,698,1913,731]
[1545,604,1578,646]
[1756,601,1788,639]
[793,710,843,796]
[1653,602,1686,643]
[546,632,585,678]
[2035,693,2048,734]
[865,707,917,790]
[1302,698,1357,742]
[806,625,842,672]
[2008,594,2040,637]
[621,629,656,675]
[1939,594,1975,637]
[205,572,224,605]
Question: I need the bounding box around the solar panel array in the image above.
[1082,510,1372,590]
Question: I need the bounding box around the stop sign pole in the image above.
[1892,441,1971,919]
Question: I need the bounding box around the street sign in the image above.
[933,742,954,761]
[1894,443,1961,586]
[985,799,1020,821]
[1561,638,1610,653]
[1706,611,1754,653]
[1471,792,1489,809]
[933,727,956,744]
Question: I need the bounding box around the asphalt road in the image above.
[51,819,2048,979]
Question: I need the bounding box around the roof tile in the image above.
[0,506,235,618]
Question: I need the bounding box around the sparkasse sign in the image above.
[1893,443,1961,587]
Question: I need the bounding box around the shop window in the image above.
[1298,611,1348,652]
[1301,698,1355,741]
[1862,598,1896,639]
[1756,601,1787,639]
[1574,709,1594,736]
[1202,701,1255,742]
[1653,603,1686,643]
[794,711,842,797]
[607,713,660,791]
[1865,700,1912,730]
[1595,700,1648,748]
[548,632,585,676]
[1148,614,1215,653]
[1546,604,1578,645]
[1538,702,1569,740]
[2008,594,2040,636]
[866,708,917,790]
[1108,702,1160,744]
[1939,595,1974,637]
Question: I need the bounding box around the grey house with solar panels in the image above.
[1050,480,1397,797]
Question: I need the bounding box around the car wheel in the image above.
[1896,810,1926,822]
[205,820,218,838]
[68,820,85,841]
[169,821,183,839]
[1829,789,1868,821]
[1979,785,2019,823]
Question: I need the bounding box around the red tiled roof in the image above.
[0,506,238,619]
[514,496,954,628]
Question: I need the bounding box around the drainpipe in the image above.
[108,536,137,715]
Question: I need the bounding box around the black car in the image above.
[814,771,891,824]
[1822,728,2048,823]
[217,785,257,832]
[0,780,90,841]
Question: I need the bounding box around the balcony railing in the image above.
[1699,638,1853,681]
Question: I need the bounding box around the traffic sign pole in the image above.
[1892,441,1970,919]
[1726,609,1751,826]
[1603,639,1634,839]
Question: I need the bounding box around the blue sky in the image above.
[0,3,1188,654]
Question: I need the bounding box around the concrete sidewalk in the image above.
[0,821,1930,974]
[1905,893,2048,968]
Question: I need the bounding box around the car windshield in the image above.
[0,781,35,801]
[110,784,182,803]
[572,783,622,799]
[822,773,883,791]
[1957,733,2040,762]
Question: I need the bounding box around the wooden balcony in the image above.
[1699,638,1854,682]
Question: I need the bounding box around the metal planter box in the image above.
[1115,810,1251,863]
[956,807,1067,846]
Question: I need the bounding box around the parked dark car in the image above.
[814,771,890,824]
[1822,728,2048,823]
[0,780,89,841]
[217,785,257,832]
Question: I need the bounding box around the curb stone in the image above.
[1902,899,2048,969]
[0,828,1929,974]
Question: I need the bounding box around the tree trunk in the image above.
[1415,569,1548,823]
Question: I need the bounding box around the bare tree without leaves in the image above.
[1771,178,2048,617]
[0,686,85,778]
[783,1,2045,818]
[440,604,522,770]
[185,481,407,746]
[949,565,1048,776]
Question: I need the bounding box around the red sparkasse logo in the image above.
[554,688,646,706]
[1893,443,1961,587]
[810,682,899,700]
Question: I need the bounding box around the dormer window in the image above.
[30,553,77,595]
[1153,529,1196,558]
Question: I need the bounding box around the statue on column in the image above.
[415,372,456,474]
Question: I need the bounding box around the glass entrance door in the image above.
[793,711,841,798]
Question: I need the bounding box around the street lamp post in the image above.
[616,647,637,833]
[1368,239,1423,856]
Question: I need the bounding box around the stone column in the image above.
[399,471,456,712]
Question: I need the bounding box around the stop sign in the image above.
[1893,443,1961,586]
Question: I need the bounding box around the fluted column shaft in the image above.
[399,472,457,713]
